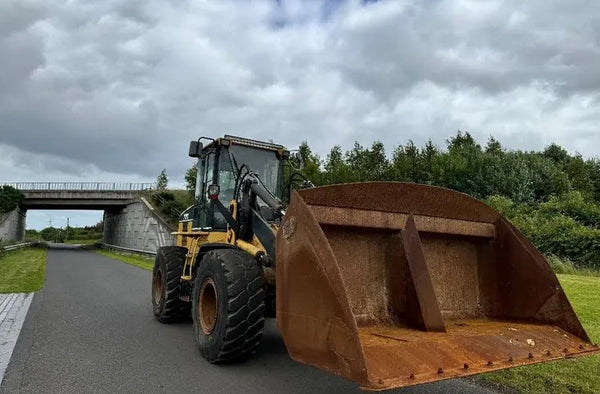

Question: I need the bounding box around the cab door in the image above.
[194,146,236,230]
[193,149,214,229]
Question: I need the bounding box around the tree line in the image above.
[25,222,104,243]
[295,131,600,204]
[180,131,600,205]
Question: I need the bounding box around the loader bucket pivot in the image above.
[276,182,599,390]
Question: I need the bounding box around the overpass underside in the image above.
[20,191,138,210]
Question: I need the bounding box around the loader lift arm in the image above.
[207,171,283,266]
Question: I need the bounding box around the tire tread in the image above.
[153,246,190,323]
[194,249,265,362]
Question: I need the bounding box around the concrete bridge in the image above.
[0,182,175,253]
[7,182,150,209]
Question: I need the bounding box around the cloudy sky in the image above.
[2,0,600,229]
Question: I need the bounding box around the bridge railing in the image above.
[1,182,155,192]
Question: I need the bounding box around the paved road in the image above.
[1,250,495,394]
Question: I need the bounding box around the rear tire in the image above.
[192,249,265,362]
[152,246,190,323]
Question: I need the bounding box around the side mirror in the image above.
[189,141,203,158]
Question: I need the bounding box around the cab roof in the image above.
[202,135,288,156]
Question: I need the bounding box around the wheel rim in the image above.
[152,269,164,306]
[199,277,218,335]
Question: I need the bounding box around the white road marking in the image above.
[0,293,33,383]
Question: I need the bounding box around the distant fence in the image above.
[1,182,154,192]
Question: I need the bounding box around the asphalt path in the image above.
[1,249,495,394]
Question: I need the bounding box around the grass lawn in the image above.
[0,248,47,293]
[97,250,155,270]
[482,274,600,393]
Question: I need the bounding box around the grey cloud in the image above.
[331,1,600,100]
[1,0,600,187]
[0,29,45,94]
[0,1,47,36]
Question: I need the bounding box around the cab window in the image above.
[217,149,236,205]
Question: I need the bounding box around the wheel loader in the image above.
[152,134,599,390]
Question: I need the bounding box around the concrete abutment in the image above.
[0,208,26,243]
[103,197,175,253]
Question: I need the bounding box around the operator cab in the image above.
[185,135,289,231]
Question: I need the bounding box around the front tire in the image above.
[152,246,190,323]
[193,249,266,362]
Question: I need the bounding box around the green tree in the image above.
[447,130,480,153]
[366,141,390,181]
[156,169,168,190]
[543,143,569,165]
[297,141,322,185]
[527,154,570,201]
[25,229,40,241]
[40,227,65,243]
[565,155,593,195]
[390,143,412,182]
[323,145,351,184]
[587,159,600,200]
[430,132,485,197]
[420,139,439,184]
[485,136,503,155]
[185,165,197,194]
[346,141,390,182]
[0,186,24,214]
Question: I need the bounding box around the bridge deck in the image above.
[1,182,154,210]
[2,182,154,192]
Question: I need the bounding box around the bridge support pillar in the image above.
[0,208,26,243]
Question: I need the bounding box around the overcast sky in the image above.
[2,0,600,229]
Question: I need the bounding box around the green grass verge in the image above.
[547,255,600,277]
[97,250,155,270]
[482,274,600,393]
[0,248,47,293]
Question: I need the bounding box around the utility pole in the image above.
[66,217,69,242]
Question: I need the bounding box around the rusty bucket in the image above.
[275,182,599,390]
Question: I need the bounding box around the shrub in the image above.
[485,195,600,271]
[538,191,600,228]
[0,186,24,214]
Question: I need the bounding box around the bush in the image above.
[0,186,24,214]
[512,210,600,271]
[148,190,194,226]
[538,191,600,228]
[40,227,65,243]
[485,195,518,218]
[485,194,600,271]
